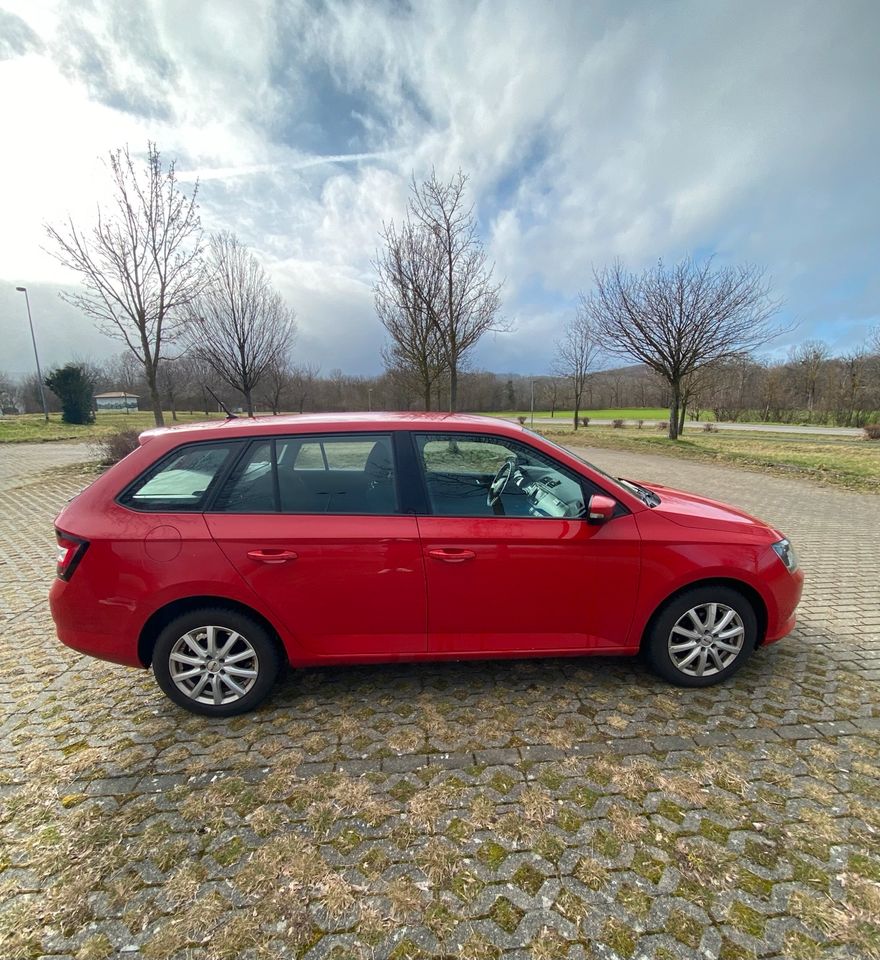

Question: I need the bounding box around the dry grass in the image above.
[548,425,880,493]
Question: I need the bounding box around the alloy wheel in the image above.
[667,602,745,677]
[168,625,260,706]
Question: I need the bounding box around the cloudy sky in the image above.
[1,0,878,378]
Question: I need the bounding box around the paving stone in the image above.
[1,443,878,960]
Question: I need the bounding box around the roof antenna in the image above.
[204,385,238,420]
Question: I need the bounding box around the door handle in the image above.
[247,549,298,564]
[426,548,476,563]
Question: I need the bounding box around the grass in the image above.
[543,424,880,493]
[4,408,879,495]
[487,407,672,421]
[0,410,225,443]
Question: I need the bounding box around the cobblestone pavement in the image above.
[1,444,878,960]
[0,441,95,492]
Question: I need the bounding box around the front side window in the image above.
[212,434,398,515]
[414,433,591,519]
[121,442,236,512]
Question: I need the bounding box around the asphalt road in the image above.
[513,417,863,436]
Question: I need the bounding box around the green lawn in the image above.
[0,411,224,443]
[4,410,878,494]
[544,424,880,493]
[486,407,678,421]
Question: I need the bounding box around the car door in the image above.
[204,433,427,659]
[412,432,641,654]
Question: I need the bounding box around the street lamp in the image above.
[15,286,49,421]
[368,387,374,412]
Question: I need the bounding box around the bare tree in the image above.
[155,353,194,422]
[585,258,783,438]
[289,362,319,414]
[0,371,18,413]
[184,232,295,416]
[259,353,296,415]
[383,169,504,410]
[553,303,601,430]
[541,377,562,418]
[46,143,206,426]
[789,339,829,417]
[102,351,143,397]
[375,218,448,410]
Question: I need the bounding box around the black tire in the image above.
[152,607,281,716]
[645,585,757,687]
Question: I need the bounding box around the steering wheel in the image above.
[487,459,515,508]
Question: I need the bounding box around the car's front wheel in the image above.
[152,608,281,716]
[645,585,757,687]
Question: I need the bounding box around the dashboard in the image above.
[508,465,586,519]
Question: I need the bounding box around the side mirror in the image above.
[587,494,616,524]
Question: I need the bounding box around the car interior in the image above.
[416,435,588,518]
[212,436,397,514]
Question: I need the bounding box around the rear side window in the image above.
[210,434,398,515]
[120,442,236,512]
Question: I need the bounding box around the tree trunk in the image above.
[449,365,458,412]
[244,389,254,417]
[678,402,686,436]
[423,382,432,412]
[668,382,680,440]
[171,396,178,422]
[147,368,165,427]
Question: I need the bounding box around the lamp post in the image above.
[368,387,374,412]
[15,286,49,421]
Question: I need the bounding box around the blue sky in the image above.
[0,0,878,378]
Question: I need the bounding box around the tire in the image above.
[645,585,757,687]
[152,607,282,716]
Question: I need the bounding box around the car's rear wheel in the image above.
[152,608,281,716]
[645,585,757,687]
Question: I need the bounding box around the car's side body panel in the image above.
[49,413,803,677]
[417,513,641,653]
[205,513,428,658]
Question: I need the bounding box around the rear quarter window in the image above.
[119,442,237,512]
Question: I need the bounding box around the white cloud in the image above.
[0,0,877,378]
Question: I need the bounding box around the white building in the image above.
[94,391,139,411]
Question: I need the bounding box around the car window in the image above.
[121,443,235,512]
[212,442,274,513]
[211,434,398,515]
[421,438,512,476]
[279,435,397,513]
[291,439,377,471]
[414,432,591,519]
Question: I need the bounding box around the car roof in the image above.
[139,411,526,444]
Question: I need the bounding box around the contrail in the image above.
[177,151,395,182]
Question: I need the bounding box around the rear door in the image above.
[204,433,427,659]
[412,432,641,654]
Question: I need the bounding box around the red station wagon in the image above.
[50,413,803,716]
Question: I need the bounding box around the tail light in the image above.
[55,530,89,580]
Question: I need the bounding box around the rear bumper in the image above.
[49,578,143,668]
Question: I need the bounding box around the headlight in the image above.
[772,538,798,573]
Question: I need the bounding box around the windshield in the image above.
[526,430,661,507]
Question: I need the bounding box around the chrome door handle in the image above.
[426,548,476,563]
[247,549,298,564]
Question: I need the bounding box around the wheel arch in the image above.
[638,577,768,652]
[138,595,288,667]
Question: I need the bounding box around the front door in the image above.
[205,434,427,659]
[412,432,641,654]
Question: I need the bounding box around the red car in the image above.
[50,413,803,716]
